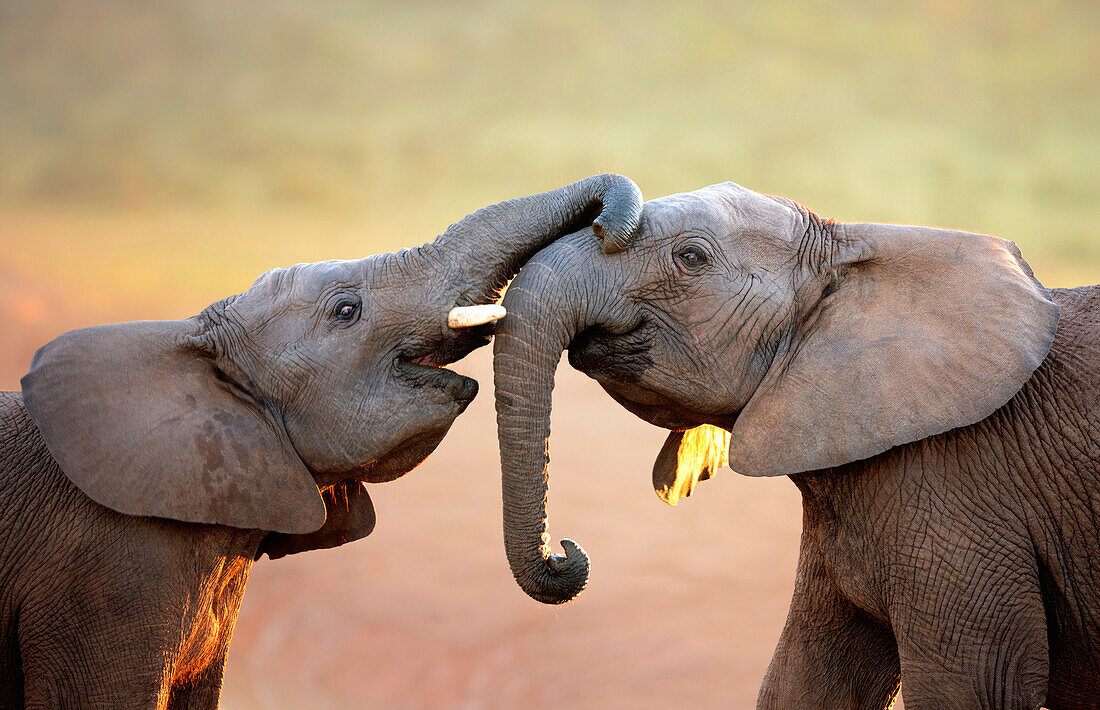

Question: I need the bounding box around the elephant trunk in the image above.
[494,237,606,604]
[426,174,641,307]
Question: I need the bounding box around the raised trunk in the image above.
[494,237,606,603]
[426,174,641,307]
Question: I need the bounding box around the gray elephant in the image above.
[492,182,1099,709]
[0,175,641,709]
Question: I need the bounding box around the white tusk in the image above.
[447,304,506,329]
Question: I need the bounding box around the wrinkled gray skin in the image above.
[494,182,1100,709]
[0,174,642,709]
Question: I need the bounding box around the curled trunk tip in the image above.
[515,538,589,605]
[591,174,643,254]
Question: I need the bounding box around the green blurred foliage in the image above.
[0,0,1097,284]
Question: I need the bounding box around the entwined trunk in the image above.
[494,237,610,603]
[425,174,640,307]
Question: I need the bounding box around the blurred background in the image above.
[1,1,1096,707]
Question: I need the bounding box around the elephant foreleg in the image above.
[887,549,1049,710]
[166,654,229,710]
[757,546,900,710]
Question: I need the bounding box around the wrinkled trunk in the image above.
[424,174,641,307]
[494,237,608,604]
[402,175,643,603]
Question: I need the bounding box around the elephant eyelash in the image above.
[328,296,362,325]
[820,267,845,299]
[674,245,710,271]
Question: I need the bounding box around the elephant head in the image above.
[493,181,1060,604]
[20,174,642,558]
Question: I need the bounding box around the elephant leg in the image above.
[22,610,239,709]
[166,622,237,710]
[20,624,174,709]
[21,643,169,709]
[166,654,229,710]
[0,615,23,710]
[167,562,249,710]
[893,612,1048,710]
[18,588,181,709]
[757,546,900,710]
[888,542,1049,710]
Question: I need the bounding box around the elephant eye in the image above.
[675,245,708,270]
[332,299,361,323]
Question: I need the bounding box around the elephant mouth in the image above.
[604,385,725,430]
[426,326,495,367]
[568,336,729,430]
[567,323,737,430]
[394,332,486,405]
[567,321,655,384]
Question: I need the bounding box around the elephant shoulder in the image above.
[0,390,90,522]
[1045,286,1100,386]
[0,390,52,475]
[1051,285,1100,351]
[1002,286,1100,462]
[0,389,29,429]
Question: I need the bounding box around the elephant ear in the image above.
[652,425,730,505]
[728,223,1060,477]
[256,480,376,560]
[21,319,326,534]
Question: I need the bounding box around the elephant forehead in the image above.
[248,259,363,300]
[642,182,799,242]
[220,260,370,328]
[291,259,365,294]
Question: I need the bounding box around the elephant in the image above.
[491,181,1100,709]
[0,174,642,709]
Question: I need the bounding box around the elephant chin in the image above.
[340,427,454,485]
[567,322,734,430]
[599,381,735,432]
